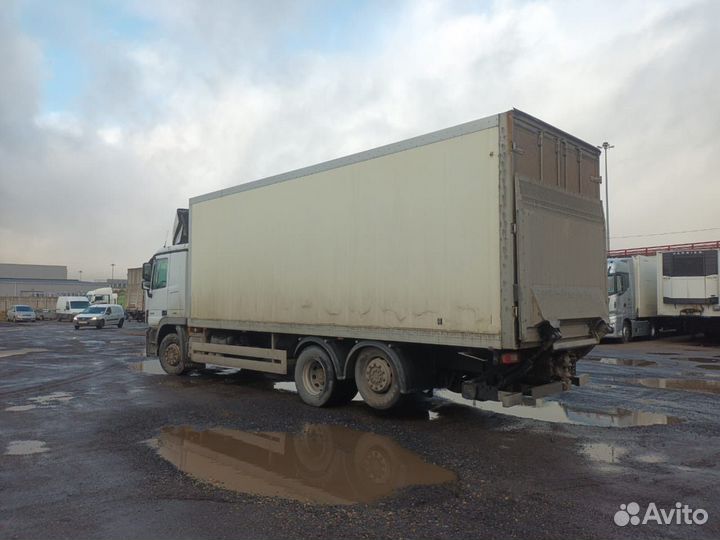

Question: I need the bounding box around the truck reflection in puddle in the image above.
[152,425,457,505]
[584,357,657,367]
[433,390,680,427]
[630,378,720,394]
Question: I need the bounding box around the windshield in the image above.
[70,301,90,309]
[82,307,106,314]
[16,306,33,312]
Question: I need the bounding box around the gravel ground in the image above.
[1,321,719,539]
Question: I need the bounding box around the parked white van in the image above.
[56,296,90,321]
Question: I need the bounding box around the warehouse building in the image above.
[0,263,110,297]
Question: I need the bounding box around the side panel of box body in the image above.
[189,124,505,348]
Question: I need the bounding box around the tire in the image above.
[649,320,658,339]
[118,318,124,328]
[354,347,403,410]
[294,346,340,407]
[159,333,187,375]
[96,320,105,329]
[621,321,632,343]
[74,325,80,330]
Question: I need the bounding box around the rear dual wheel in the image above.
[294,346,357,407]
[354,348,403,410]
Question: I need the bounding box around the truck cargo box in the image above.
[188,110,607,351]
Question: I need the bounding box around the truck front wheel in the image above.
[354,347,402,410]
[159,333,187,375]
[621,321,632,343]
[295,346,344,407]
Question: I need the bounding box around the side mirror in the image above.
[142,262,152,282]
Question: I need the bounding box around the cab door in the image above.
[146,257,169,326]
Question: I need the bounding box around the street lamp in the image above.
[111,263,115,282]
[597,141,614,250]
[78,270,83,282]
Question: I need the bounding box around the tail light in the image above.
[500,352,520,365]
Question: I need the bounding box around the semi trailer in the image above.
[143,109,610,410]
[658,245,720,335]
[607,241,720,340]
[125,267,145,322]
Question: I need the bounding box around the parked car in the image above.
[73,304,125,330]
[34,308,51,321]
[7,305,37,322]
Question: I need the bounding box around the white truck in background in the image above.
[142,110,610,410]
[607,241,720,341]
[658,243,720,336]
[86,287,118,305]
[606,255,662,341]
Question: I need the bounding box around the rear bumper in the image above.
[552,336,599,351]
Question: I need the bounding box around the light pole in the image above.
[79,270,83,282]
[597,141,614,250]
[111,263,115,283]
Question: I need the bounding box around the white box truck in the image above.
[658,243,720,335]
[142,110,610,410]
[607,241,720,340]
[606,255,660,341]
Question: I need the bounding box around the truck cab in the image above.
[86,287,118,305]
[142,244,188,328]
[607,258,634,341]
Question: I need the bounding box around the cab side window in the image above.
[151,258,168,290]
[620,273,630,294]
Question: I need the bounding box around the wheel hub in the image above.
[361,447,391,484]
[165,344,181,367]
[365,357,392,393]
[303,360,326,396]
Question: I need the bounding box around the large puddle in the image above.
[433,390,680,427]
[150,424,457,505]
[630,378,720,394]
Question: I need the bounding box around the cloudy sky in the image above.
[1,0,719,280]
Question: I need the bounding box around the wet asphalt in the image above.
[1,321,720,540]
